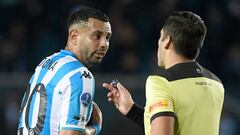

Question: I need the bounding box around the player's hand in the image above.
[86,101,102,135]
[102,81,134,115]
[59,102,102,135]
[91,101,102,126]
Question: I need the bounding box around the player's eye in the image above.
[91,31,102,41]
[106,34,111,41]
[95,33,101,40]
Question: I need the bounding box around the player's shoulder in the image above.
[38,51,83,69]
[56,49,85,68]
[50,51,92,78]
[57,54,85,71]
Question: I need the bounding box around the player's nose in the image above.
[99,37,109,49]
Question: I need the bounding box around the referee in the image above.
[103,11,224,135]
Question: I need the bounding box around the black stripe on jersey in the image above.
[17,128,23,135]
[150,111,176,124]
[153,62,222,83]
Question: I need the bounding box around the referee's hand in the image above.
[102,81,134,115]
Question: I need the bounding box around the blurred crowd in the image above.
[0,0,240,134]
[1,0,240,78]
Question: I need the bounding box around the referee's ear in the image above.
[164,35,172,49]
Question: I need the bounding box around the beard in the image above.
[87,52,105,66]
[81,48,107,67]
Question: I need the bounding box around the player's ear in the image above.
[164,35,171,49]
[69,29,79,46]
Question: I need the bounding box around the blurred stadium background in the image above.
[0,0,240,134]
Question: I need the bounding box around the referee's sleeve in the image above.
[126,103,144,129]
[145,76,175,123]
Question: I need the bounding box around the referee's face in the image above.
[76,18,112,67]
[157,29,165,68]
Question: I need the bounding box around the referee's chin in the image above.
[158,62,165,68]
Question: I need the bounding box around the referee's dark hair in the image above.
[162,11,207,60]
[68,7,109,28]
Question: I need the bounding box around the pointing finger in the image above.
[103,83,117,91]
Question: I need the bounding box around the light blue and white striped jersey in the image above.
[18,50,95,135]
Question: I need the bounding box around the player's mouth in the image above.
[95,52,105,58]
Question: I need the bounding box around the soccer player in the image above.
[103,11,224,135]
[18,7,112,135]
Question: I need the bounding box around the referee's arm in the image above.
[151,116,174,135]
[126,103,145,129]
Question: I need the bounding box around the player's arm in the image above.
[60,71,101,135]
[151,116,174,135]
[59,123,99,135]
[59,102,102,135]
[59,127,95,135]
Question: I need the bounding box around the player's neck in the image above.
[64,45,92,68]
[64,45,78,58]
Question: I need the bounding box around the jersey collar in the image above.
[60,49,78,59]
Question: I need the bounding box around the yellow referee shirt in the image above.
[144,62,224,135]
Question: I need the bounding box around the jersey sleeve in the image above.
[145,75,175,123]
[59,69,94,132]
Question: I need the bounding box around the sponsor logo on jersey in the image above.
[73,115,86,123]
[195,81,212,86]
[149,99,169,113]
[80,71,92,79]
[81,92,91,106]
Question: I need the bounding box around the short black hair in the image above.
[68,7,109,28]
[162,11,207,59]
